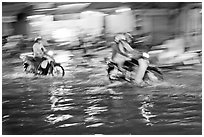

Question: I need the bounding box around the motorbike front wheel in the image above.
[144,69,163,82]
[23,62,35,73]
[52,64,65,77]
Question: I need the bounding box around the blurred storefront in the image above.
[2,2,202,49]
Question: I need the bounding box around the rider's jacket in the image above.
[111,40,135,64]
[33,43,47,58]
[112,40,149,63]
[114,40,134,56]
[118,40,134,55]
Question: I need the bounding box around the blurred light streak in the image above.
[27,15,46,19]
[81,11,95,16]
[57,3,90,9]
[35,8,57,12]
[52,28,73,42]
[115,8,131,13]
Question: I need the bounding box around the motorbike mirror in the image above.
[47,50,54,56]
[143,52,150,59]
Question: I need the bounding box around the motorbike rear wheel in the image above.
[52,64,65,77]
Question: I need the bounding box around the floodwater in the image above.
[2,49,202,135]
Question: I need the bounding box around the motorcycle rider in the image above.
[111,33,149,86]
[32,36,53,74]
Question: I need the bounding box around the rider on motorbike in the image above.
[111,33,149,86]
[32,36,53,74]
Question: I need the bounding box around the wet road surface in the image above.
[2,49,202,135]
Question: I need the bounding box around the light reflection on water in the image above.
[138,95,157,126]
[2,79,202,134]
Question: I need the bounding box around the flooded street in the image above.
[2,49,202,135]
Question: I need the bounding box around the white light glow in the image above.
[35,8,57,12]
[27,15,46,19]
[52,28,73,42]
[81,11,95,16]
[115,8,131,13]
[58,3,90,9]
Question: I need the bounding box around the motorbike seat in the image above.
[123,58,139,71]
[26,55,36,62]
[107,61,118,74]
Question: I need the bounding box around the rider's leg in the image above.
[113,57,126,73]
[134,58,149,84]
[33,57,45,74]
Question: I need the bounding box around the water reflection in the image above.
[58,123,80,128]
[46,85,75,125]
[2,115,10,123]
[83,95,108,128]
[138,95,157,126]
[46,114,73,124]
[46,84,111,128]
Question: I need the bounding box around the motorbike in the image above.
[19,50,65,77]
[105,53,163,83]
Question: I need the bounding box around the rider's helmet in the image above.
[114,34,126,43]
[124,32,133,44]
[34,36,42,43]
